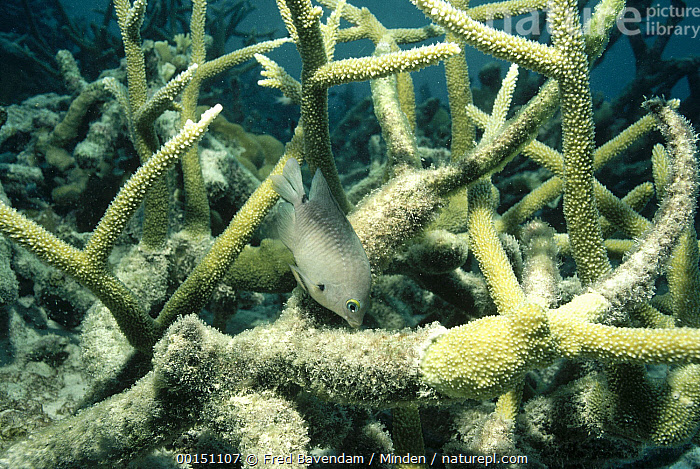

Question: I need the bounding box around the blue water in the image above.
[54,0,699,105]
[3,0,695,112]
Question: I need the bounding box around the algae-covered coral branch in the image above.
[155,128,305,328]
[0,105,222,353]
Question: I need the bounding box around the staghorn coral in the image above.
[0,0,700,467]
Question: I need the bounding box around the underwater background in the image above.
[1,0,700,467]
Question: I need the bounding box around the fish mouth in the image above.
[345,316,363,328]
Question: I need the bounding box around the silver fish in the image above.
[271,158,371,327]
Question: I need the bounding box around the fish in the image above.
[270,157,371,327]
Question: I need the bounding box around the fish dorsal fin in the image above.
[271,158,305,205]
[309,168,343,214]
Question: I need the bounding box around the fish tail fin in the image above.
[271,157,305,204]
[275,202,295,249]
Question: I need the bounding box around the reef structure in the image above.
[0,0,699,467]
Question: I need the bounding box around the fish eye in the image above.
[345,299,361,313]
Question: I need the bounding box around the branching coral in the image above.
[1,0,700,467]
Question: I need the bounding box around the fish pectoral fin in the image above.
[289,265,325,296]
[289,265,308,292]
